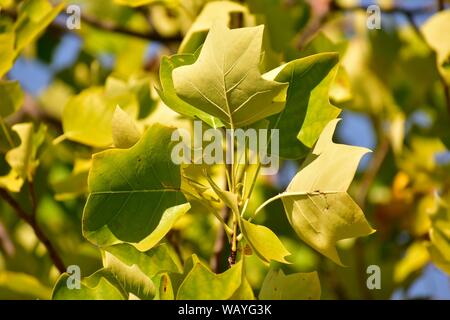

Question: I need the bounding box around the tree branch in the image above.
[76,11,183,43]
[1,7,182,43]
[0,187,66,273]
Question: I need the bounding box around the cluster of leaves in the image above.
[0,0,449,300]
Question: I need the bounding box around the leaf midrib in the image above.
[90,189,181,195]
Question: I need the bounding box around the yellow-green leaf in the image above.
[173,23,287,128]
[83,124,190,250]
[179,1,252,54]
[0,80,24,118]
[177,258,243,300]
[259,269,320,300]
[422,10,450,84]
[112,105,142,149]
[279,119,374,265]
[240,219,291,264]
[52,269,127,300]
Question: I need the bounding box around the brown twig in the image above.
[356,137,390,208]
[0,187,66,273]
[77,11,183,43]
[1,7,182,43]
[210,204,230,273]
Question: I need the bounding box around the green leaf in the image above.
[158,53,223,128]
[247,0,309,53]
[259,269,320,300]
[154,273,175,300]
[0,271,52,300]
[105,75,156,119]
[177,258,244,300]
[0,80,24,118]
[240,219,291,264]
[61,87,115,147]
[83,124,190,250]
[52,268,127,300]
[0,33,15,78]
[104,243,182,277]
[422,10,450,84]
[4,123,46,186]
[229,276,255,300]
[394,241,430,283]
[51,158,90,201]
[112,106,142,149]
[279,119,374,265]
[103,243,181,300]
[172,23,287,128]
[61,86,138,147]
[178,1,251,54]
[14,0,65,53]
[265,53,341,159]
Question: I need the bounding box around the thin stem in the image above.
[228,216,238,267]
[0,117,15,149]
[210,203,231,273]
[251,191,337,222]
[211,158,233,272]
[0,187,66,273]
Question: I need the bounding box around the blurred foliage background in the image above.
[1,0,450,299]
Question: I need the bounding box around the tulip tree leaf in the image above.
[259,269,320,300]
[61,87,138,148]
[112,106,142,149]
[154,273,175,300]
[52,269,127,300]
[264,53,341,159]
[178,1,251,54]
[158,53,223,128]
[279,119,374,265]
[240,219,291,264]
[83,124,191,250]
[4,123,46,187]
[176,258,244,300]
[14,0,65,53]
[102,243,182,300]
[172,23,287,128]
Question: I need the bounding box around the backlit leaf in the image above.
[83,124,191,250]
[173,23,287,128]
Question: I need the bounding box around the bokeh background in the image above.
[1,0,450,299]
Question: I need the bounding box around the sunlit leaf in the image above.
[158,53,223,128]
[259,269,320,300]
[240,219,291,264]
[278,119,374,265]
[173,23,287,128]
[264,53,341,159]
[83,124,190,250]
[177,257,243,300]
[112,105,142,149]
[179,1,251,54]
[52,268,127,300]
